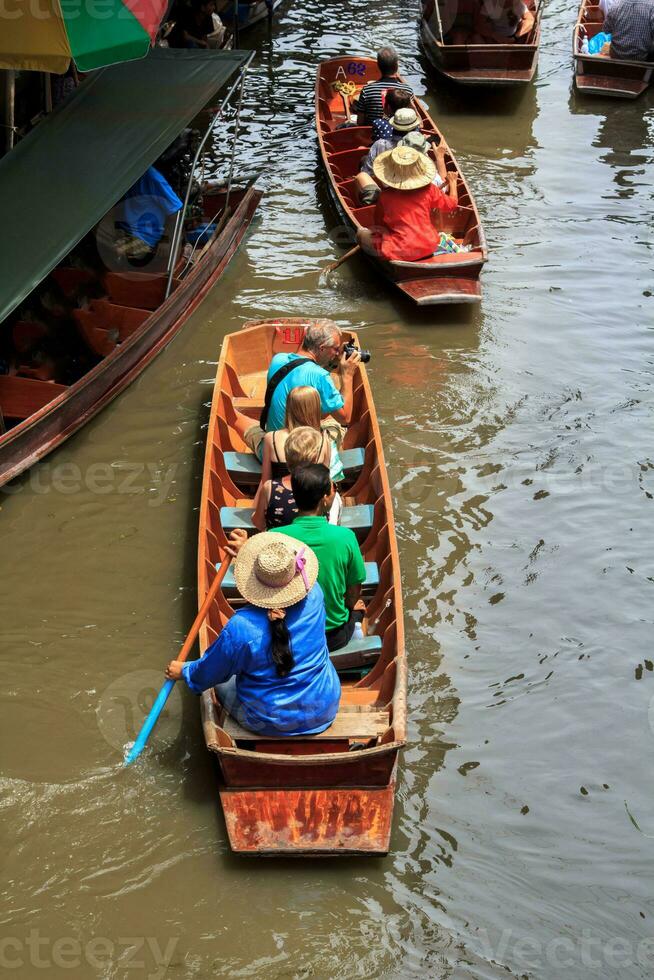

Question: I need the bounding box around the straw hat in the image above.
[389,107,420,132]
[372,144,436,191]
[233,532,319,609]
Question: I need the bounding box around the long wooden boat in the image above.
[420,0,543,86]
[0,185,261,488]
[573,0,653,98]
[196,317,406,856]
[316,56,487,305]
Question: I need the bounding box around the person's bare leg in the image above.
[233,410,256,439]
[355,172,380,205]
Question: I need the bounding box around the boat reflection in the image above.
[568,88,654,188]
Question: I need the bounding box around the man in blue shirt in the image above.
[238,320,361,460]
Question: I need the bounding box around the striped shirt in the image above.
[356,76,414,124]
[604,0,654,60]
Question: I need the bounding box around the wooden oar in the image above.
[321,244,361,279]
[124,555,232,766]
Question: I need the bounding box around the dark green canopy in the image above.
[0,48,250,325]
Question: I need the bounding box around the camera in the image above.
[343,342,371,364]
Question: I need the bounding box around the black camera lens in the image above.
[344,342,371,364]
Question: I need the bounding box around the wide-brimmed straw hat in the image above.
[372,144,436,191]
[233,532,319,609]
[389,107,420,132]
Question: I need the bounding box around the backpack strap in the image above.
[260,357,312,431]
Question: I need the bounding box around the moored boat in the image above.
[420,0,543,86]
[197,317,406,856]
[572,0,653,98]
[0,49,261,489]
[316,56,487,306]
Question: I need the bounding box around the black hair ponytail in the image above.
[268,609,294,677]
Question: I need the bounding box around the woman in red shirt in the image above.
[356,144,459,262]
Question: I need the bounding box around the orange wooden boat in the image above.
[196,318,406,856]
[573,0,653,98]
[420,0,543,86]
[316,56,487,305]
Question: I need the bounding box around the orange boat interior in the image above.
[198,320,405,769]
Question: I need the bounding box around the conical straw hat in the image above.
[233,532,319,608]
[372,144,436,191]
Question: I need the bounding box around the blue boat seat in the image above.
[330,633,382,671]
[219,503,374,542]
[221,560,380,599]
[223,447,366,487]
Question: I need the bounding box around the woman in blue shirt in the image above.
[166,533,340,736]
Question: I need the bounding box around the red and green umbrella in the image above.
[0,0,168,74]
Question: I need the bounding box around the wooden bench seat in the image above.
[223,706,389,742]
[73,300,150,357]
[90,299,150,337]
[223,447,365,488]
[0,375,67,420]
[220,503,374,542]
[103,272,180,311]
[73,310,117,357]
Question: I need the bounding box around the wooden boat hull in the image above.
[573,0,652,98]
[197,318,406,856]
[0,187,261,489]
[219,772,396,856]
[316,57,487,306]
[420,0,542,86]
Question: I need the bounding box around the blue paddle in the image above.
[124,556,232,766]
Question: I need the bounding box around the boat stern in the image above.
[398,276,482,305]
[219,784,395,857]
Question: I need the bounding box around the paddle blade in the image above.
[123,678,176,766]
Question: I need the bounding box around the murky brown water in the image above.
[1,0,654,977]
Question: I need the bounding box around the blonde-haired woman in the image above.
[259,385,345,488]
[253,426,325,531]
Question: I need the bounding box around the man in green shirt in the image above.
[271,464,366,652]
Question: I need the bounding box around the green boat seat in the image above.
[219,504,374,542]
[223,447,366,488]
[220,560,380,599]
[330,633,382,671]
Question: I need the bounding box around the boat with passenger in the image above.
[195,317,406,856]
[419,0,543,86]
[316,55,487,305]
[573,0,653,98]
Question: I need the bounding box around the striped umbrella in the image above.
[0,0,168,74]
